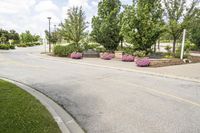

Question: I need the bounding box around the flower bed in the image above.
[70,52,83,59]
[101,53,114,60]
[136,58,150,67]
[122,55,135,62]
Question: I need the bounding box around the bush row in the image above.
[53,44,80,57]
[0,44,15,50]
[17,42,41,47]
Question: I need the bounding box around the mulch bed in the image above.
[150,56,200,68]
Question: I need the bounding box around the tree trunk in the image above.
[158,38,160,51]
[120,38,123,49]
[172,37,177,53]
[154,43,156,53]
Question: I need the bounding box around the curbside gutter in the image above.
[0,77,85,133]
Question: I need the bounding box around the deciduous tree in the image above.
[164,0,198,53]
[60,6,87,47]
[121,0,164,52]
[91,0,121,51]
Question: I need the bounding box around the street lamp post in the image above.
[47,17,51,53]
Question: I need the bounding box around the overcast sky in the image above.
[0,0,132,37]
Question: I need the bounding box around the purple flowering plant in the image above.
[71,52,83,59]
[136,58,150,67]
[122,55,135,62]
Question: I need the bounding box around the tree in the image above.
[190,10,200,49]
[45,30,59,45]
[0,34,7,44]
[91,0,121,51]
[121,0,164,52]
[20,31,33,43]
[60,6,87,47]
[164,0,198,53]
[20,31,40,44]
[9,30,20,44]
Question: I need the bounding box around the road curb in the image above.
[34,54,200,84]
[0,77,85,133]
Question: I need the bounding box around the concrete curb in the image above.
[32,54,200,84]
[0,77,85,133]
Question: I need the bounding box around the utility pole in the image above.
[47,17,51,53]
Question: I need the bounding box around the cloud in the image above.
[0,0,36,14]
[0,0,169,37]
[35,0,59,13]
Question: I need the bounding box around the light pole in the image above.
[47,17,51,53]
[54,25,57,32]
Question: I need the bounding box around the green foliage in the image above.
[59,7,87,46]
[164,0,198,53]
[91,0,121,51]
[53,44,81,57]
[165,45,172,53]
[20,31,40,44]
[17,44,27,47]
[121,0,164,52]
[9,45,15,49]
[0,44,10,50]
[0,29,20,44]
[133,51,146,57]
[121,46,135,55]
[45,30,60,45]
[174,45,190,58]
[82,43,100,51]
[190,10,200,49]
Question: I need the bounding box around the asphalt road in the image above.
[1,46,200,133]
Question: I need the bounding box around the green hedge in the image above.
[17,44,27,47]
[53,44,79,57]
[0,44,15,50]
[17,42,41,47]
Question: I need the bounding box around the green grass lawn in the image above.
[0,79,61,133]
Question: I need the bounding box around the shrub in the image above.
[133,51,146,57]
[174,45,190,58]
[122,46,135,55]
[9,45,15,49]
[33,42,41,45]
[17,44,27,47]
[26,43,34,47]
[136,58,150,67]
[0,44,10,50]
[122,55,135,62]
[83,43,99,51]
[101,53,114,60]
[165,45,172,53]
[70,52,83,59]
[53,44,78,57]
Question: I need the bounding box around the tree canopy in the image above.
[164,0,199,53]
[59,6,87,47]
[91,0,121,51]
[0,29,20,44]
[121,0,164,52]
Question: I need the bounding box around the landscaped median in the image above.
[0,79,61,133]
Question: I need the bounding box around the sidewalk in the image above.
[39,54,200,82]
